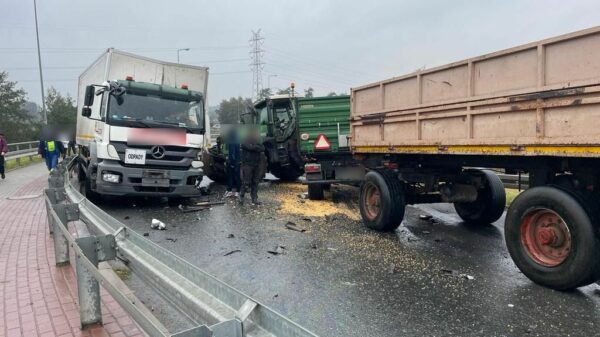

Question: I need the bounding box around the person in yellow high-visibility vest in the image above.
[38,137,63,172]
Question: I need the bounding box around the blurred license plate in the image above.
[141,178,170,187]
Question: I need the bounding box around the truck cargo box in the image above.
[350,26,600,157]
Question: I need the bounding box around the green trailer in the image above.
[202,94,361,194]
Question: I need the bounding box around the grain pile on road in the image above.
[270,182,360,220]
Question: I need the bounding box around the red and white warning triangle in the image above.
[314,134,331,150]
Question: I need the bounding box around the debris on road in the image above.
[285,221,306,232]
[124,216,130,220]
[298,192,308,199]
[267,245,286,255]
[151,218,166,230]
[302,217,312,222]
[419,214,432,220]
[422,230,431,234]
[508,304,515,308]
[166,237,177,243]
[440,268,475,280]
[196,201,225,207]
[182,206,210,213]
[227,234,235,238]
[143,232,149,237]
[223,249,241,256]
[388,263,396,274]
[342,281,357,287]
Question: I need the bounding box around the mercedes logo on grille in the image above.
[150,146,166,159]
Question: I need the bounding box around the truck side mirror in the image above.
[84,85,95,106]
[82,85,95,117]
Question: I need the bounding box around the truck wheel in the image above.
[505,186,600,289]
[454,169,505,224]
[359,170,405,231]
[270,165,303,181]
[202,150,227,183]
[308,184,324,200]
[83,174,100,204]
[77,160,86,182]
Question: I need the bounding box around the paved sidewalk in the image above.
[0,165,144,337]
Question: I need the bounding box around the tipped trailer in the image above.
[349,27,600,289]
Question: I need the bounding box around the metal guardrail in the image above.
[5,141,39,162]
[45,158,318,337]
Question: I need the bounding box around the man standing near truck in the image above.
[239,128,265,205]
[0,131,8,179]
[224,127,241,198]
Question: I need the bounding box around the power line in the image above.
[249,29,265,100]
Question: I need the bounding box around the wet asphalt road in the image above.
[95,181,600,337]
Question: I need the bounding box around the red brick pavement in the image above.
[0,174,144,337]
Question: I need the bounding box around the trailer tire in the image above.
[359,170,405,232]
[454,169,505,224]
[308,184,324,200]
[505,186,600,290]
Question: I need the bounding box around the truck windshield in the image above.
[108,92,204,132]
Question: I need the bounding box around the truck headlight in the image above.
[102,172,121,183]
[107,144,119,159]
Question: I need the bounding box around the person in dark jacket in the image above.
[239,128,265,205]
[224,128,241,198]
[0,131,8,179]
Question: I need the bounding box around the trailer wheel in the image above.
[359,170,405,231]
[308,184,324,200]
[454,170,505,224]
[505,186,600,289]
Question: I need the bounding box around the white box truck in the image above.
[76,48,209,202]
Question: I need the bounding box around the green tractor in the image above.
[202,94,354,192]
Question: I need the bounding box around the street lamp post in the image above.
[33,0,46,124]
[177,48,190,63]
[268,74,278,89]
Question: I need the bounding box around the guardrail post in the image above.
[75,235,117,329]
[51,204,79,266]
[44,188,66,234]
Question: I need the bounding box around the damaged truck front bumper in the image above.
[95,159,202,197]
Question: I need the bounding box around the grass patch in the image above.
[113,267,131,280]
[5,156,43,171]
[505,188,522,208]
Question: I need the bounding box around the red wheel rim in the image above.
[520,208,572,267]
[363,182,381,221]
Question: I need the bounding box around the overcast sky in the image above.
[2,0,600,107]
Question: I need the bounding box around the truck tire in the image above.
[454,169,505,224]
[359,170,405,232]
[77,159,86,182]
[202,149,227,183]
[505,186,600,289]
[270,164,303,181]
[83,174,100,204]
[308,184,324,200]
